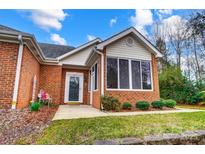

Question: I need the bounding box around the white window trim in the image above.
[106,56,153,91]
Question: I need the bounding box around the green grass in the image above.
[176,104,205,110]
[36,112,205,145]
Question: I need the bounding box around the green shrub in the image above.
[159,66,205,104]
[122,102,132,110]
[151,100,164,109]
[164,99,176,108]
[199,91,205,102]
[136,101,150,110]
[101,95,120,111]
[30,101,40,111]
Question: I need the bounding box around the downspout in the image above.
[93,47,104,110]
[11,35,23,109]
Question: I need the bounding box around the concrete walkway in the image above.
[52,105,204,121]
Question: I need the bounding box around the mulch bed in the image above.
[0,106,57,144]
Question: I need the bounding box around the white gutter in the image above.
[11,35,23,109]
[93,47,104,96]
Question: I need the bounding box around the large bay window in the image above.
[107,57,152,90]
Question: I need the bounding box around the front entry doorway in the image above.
[64,72,84,103]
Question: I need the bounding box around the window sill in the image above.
[106,88,153,92]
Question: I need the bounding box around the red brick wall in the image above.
[61,68,89,104]
[39,65,62,105]
[92,55,101,109]
[17,45,40,109]
[104,47,160,106]
[0,42,19,109]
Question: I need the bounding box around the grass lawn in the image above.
[176,104,205,110]
[35,111,205,145]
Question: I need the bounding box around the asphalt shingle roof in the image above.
[38,43,75,58]
[0,24,75,59]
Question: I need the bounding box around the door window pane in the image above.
[119,59,129,89]
[141,61,152,89]
[131,60,141,89]
[107,58,118,88]
[69,77,79,101]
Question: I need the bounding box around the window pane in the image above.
[69,77,79,101]
[107,58,118,88]
[119,59,129,89]
[94,63,98,90]
[141,61,152,89]
[131,60,141,89]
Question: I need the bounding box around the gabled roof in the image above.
[57,38,101,60]
[39,43,75,58]
[0,24,162,64]
[97,27,163,57]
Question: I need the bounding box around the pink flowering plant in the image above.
[38,89,51,106]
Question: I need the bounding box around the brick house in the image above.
[0,25,162,109]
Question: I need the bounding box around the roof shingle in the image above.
[38,43,75,58]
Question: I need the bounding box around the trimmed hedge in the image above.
[151,100,164,109]
[136,101,150,110]
[101,95,120,111]
[122,102,132,110]
[164,99,176,108]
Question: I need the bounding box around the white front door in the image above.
[64,72,84,103]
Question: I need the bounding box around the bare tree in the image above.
[152,22,171,71]
[166,18,188,69]
[187,10,205,80]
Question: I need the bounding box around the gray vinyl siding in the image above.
[106,35,152,60]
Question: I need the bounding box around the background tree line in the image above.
[152,10,205,104]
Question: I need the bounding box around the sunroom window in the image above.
[119,59,129,89]
[141,61,152,89]
[107,58,118,88]
[106,57,152,90]
[131,60,141,89]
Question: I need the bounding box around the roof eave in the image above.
[57,38,102,60]
[0,30,59,63]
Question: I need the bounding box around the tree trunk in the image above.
[193,37,201,80]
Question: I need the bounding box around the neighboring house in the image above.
[0,25,162,110]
